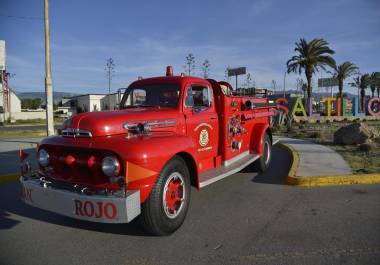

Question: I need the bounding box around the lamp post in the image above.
[44,0,54,135]
[283,72,286,98]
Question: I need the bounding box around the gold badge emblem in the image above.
[199,129,209,147]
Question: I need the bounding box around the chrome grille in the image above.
[61,128,92,138]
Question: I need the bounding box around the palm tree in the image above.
[370,72,380,98]
[333,61,358,98]
[287,38,336,100]
[351,74,371,111]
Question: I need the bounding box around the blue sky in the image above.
[1,0,380,95]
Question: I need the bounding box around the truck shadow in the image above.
[0,182,150,236]
[249,146,291,185]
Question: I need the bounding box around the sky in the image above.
[1,0,380,95]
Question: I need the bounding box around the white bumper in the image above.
[20,177,141,223]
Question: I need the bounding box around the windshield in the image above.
[121,84,180,109]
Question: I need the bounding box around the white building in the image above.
[0,87,22,114]
[64,93,119,116]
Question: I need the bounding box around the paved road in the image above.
[0,137,43,175]
[0,146,379,265]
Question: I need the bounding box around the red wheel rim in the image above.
[163,172,185,219]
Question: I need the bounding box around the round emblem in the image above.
[199,129,209,147]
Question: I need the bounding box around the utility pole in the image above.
[44,0,54,136]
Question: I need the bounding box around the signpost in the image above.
[318,77,338,97]
[228,67,246,90]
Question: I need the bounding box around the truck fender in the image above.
[250,123,271,155]
[125,135,197,203]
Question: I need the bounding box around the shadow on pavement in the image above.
[250,146,291,185]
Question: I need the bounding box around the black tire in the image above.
[140,156,191,236]
[253,133,272,173]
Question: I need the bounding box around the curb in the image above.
[277,142,380,187]
[0,173,20,185]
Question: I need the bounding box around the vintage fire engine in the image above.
[20,66,278,235]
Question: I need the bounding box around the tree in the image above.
[201,59,211,78]
[296,78,305,93]
[370,72,380,98]
[350,74,371,111]
[21,98,42,109]
[245,73,252,88]
[105,58,115,110]
[224,67,231,81]
[287,38,336,100]
[271,80,277,92]
[185,53,195,76]
[332,61,358,98]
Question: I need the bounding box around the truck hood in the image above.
[66,108,180,137]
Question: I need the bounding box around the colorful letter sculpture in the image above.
[291,97,307,117]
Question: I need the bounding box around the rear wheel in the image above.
[253,133,272,172]
[141,156,190,236]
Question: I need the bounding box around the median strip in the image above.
[278,142,380,187]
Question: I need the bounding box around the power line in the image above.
[0,14,43,20]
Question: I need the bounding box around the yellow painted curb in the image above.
[277,142,380,187]
[0,173,20,185]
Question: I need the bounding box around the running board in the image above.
[199,153,260,188]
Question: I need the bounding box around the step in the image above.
[199,152,260,188]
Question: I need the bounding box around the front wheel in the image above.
[140,156,191,236]
[253,133,272,172]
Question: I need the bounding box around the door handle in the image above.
[210,117,217,120]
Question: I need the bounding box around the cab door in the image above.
[183,84,219,171]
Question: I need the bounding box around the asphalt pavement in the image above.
[0,146,379,265]
[0,136,43,175]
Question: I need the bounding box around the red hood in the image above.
[66,108,180,137]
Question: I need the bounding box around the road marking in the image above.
[0,173,20,184]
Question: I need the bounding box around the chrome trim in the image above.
[61,128,92,138]
[223,150,250,167]
[200,154,260,188]
[123,119,176,130]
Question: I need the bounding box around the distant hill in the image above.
[16,92,79,104]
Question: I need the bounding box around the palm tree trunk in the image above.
[338,80,343,98]
[305,68,312,98]
[360,88,365,111]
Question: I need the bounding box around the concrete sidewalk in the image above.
[280,137,352,177]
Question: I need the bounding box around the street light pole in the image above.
[44,0,54,136]
[283,72,286,98]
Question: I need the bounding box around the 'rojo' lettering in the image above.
[74,200,117,219]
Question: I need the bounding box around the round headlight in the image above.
[102,156,120,177]
[38,149,50,167]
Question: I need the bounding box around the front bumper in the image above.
[20,176,141,223]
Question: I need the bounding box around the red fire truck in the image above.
[20,67,278,235]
